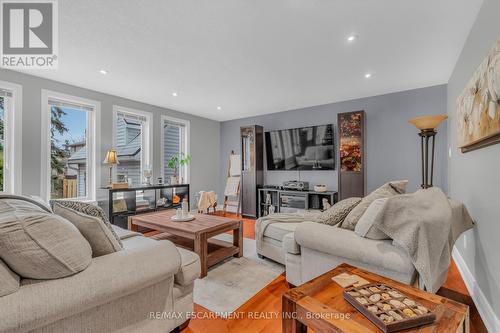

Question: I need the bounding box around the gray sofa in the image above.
[256,219,416,287]
[0,220,200,332]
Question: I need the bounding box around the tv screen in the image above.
[265,124,335,171]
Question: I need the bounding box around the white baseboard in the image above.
[452,247,500,333]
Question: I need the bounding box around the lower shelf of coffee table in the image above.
[152,232,240,267]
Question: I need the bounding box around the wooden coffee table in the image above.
[128,210,243,278]
[283,263,469,333]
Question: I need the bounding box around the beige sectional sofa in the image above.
[0,197,200,333]
[256,219,416,287]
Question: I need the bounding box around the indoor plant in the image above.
[167,153,191,184]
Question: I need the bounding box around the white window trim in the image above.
[40,90,101,202]
[160,115,190,183]
[112,105,153,179]
[0,80,22,194]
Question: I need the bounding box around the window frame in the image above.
[0,80,22,194]
[160,115,190,183]
[112,105,153,183]
[40,90,100,202]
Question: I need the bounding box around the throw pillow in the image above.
[341,180,408,230]
[50,200,123,247]
[53,203,123,257]
[0,199,92,279]
[0,194,52,213]
[316,197,362,226]
[354,198,390,240]
[0,259,20,297]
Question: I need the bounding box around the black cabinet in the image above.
[338,111,366,200]
[240,125,264,218]
[258,188,338,218]
[100,184,190,230]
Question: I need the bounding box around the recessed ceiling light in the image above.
[365,73,372,78]
[99,69,108,75]
[172,92,178,97]
[347,34,358,42]
[217,106,222,110]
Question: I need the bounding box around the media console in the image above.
[257,187,337,218]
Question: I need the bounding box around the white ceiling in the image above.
[18,0,483,121]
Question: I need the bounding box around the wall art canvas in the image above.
[457,37,500,152]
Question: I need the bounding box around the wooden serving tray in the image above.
[343,283,436,332]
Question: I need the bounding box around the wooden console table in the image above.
[283,263,469,333]
[129,210,243,278]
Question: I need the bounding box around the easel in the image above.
[223,150,241,215]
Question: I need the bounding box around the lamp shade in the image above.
[103,149,119,165]
[409,115,448,130]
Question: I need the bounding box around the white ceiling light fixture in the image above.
[346,34,358,42]
[365,73,372,79]
[99,69,108,75]
[172,92,178,97]
[217,106,222,110]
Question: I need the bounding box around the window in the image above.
[161,116,190,183]
[41,91,100,201]
[0,81,22,194]
[113,106,152,186]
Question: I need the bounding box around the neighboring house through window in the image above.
[113,106,152,186]
[41,90,100,201]
[161,115,190,183]
[0,81,22,194]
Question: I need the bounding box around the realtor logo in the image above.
[1,0,58,69]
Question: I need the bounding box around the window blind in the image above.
[0,88,13,98]
[48,98,94,112]
[117,111,147,124]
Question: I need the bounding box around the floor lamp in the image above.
[409,115,448,189]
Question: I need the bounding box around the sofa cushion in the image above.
[175,247,200,286]
[283,232,300,254]
[0,199,92,279]
[316,197,361,226]
[295,221,414,275]
[341,180,408,230]
[354,198,391,240]
[53,203,123,257]
[264,222,300,242]
[51,200,123,247]
[112,224,141,240]
[0,258,19,296]
[174,283,194,300]
[0,194,52,213]
[1,237,181,333]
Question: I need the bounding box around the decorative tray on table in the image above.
[343,283,436,332]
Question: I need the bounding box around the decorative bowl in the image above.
[314,185,328,192]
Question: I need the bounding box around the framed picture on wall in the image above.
[457,37,500,153]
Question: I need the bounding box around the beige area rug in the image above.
[193,234,284,315]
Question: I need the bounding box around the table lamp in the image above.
[103,149,119,187]
[408,115,447,189]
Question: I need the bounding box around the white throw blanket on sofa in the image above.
[373,187,474,293]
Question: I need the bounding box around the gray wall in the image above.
[220,85,448,198]
[0,68,221,200]
[447,0,500,323]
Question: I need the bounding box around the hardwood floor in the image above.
[179,212,487,333]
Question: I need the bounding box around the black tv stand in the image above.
[257,187,337,218]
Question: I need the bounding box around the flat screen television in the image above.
[265,124,335,171]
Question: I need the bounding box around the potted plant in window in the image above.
[167,154,191,185]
